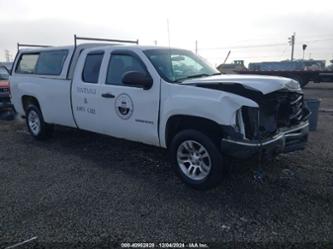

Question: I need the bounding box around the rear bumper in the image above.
[221,122,309,158]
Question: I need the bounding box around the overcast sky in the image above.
[0,0,333,66]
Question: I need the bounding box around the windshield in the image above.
[144,49,219,82]
[0,67,9,80]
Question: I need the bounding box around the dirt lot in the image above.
[0,83,332,248]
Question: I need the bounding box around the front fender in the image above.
[159,84,258,147]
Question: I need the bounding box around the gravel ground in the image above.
[0,83,332,248]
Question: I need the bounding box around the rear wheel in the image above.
[26,105,53,140]
[169,129,224,190]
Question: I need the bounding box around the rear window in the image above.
[16,54,39,74]
[35,50,68,75]
[82,52,104,83]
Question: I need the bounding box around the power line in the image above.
[300,38,333,43]
[206,54,293,60]
[198,37,333,52]
[199,42,287,50]
[298,33,333,39]
[213,33,333,45]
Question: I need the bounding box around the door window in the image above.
[106,54,147,85]
[82,52,104,83]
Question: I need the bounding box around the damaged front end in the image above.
[197,82,310,159]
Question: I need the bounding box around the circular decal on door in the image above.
[114,93,134,120]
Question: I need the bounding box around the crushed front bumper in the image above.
[221,122,309,158]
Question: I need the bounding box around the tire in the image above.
[169,129,224,190]
[25,105,53,140]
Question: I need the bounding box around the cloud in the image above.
[0,0,332,64]
[0,18,137,60]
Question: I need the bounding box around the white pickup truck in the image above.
[10,37,310,189]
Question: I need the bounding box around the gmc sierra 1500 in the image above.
[9,37,310,189]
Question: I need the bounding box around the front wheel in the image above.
[169,129,224,190]
[26,105,53,140]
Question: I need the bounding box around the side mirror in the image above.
[122,71,153,90]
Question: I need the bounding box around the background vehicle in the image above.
[9,36,310,189]
[0,66,12,114]
[218,60,333,87]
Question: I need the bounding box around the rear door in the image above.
[71,50,106,132]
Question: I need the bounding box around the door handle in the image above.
[101,93,115,98]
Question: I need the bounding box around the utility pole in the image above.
[167,19,171,48]
[195,40,198,54]
[288,32,295,61]
[302,44,307,60]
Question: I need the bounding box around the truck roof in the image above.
[16,44,187,80]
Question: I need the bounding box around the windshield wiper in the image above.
[175,73,213,82]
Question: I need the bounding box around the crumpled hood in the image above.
[182,74,300,94]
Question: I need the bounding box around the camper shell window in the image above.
[16,53,39,74]
[16,50,68,76]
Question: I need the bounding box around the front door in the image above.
[95,49,160,146]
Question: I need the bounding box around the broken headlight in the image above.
[241,106,260,140]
